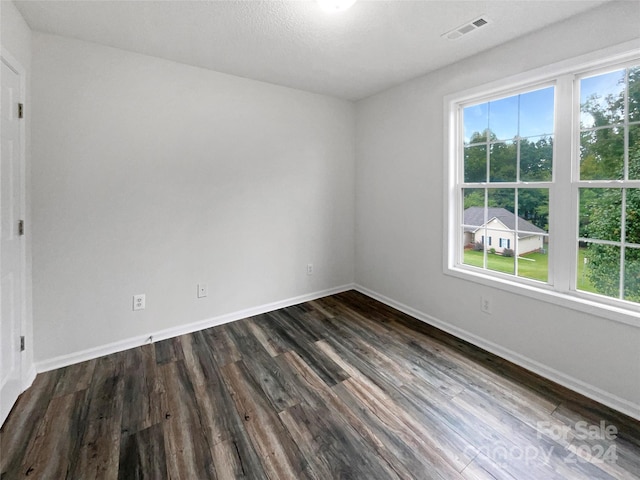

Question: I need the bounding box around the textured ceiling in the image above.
[14,0,614,100]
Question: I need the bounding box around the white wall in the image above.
[355,2,640,418]
[1,0,34,386]
[31,33,355,363]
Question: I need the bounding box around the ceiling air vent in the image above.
[472,18,488,28]
[442,16,491,40]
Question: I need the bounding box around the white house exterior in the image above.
[463,207,546,255]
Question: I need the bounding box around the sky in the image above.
[463,67,628,144]
[464,86,555,144]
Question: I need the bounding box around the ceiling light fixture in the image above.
[317,0,357,13]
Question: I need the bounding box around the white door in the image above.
[0,55,24,426]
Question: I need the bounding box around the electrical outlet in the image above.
[133,294,145,311]
[481,295,492,314]
[307,263,314,275]
[198,283,208,298]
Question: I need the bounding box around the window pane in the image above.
[580,127,624,180]
[519,87,554,138]
[463,188,485,209]
[484,247,514,275]
[630,124,640,180]
[580,69,625,129]
[489,95,518,141]
[463,189,486,267]
[518,189,549,235]
[517,189,548,282]
[627,188,640,245]
[464,145,487,182]
[579,188,622,241]
[630,66,640,123]
[462,189,486,267]
[625,247,640,302]
[517,248,548,283]
[464,103,488,145]
[520,136,553,182]
[580,243,620,298]
[489,141,516,182]
[577,246,595,294]
[488,188,515,213]
[487,189,516,274]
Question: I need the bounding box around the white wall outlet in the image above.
[307,263,314,275]
[481,295,492,314]
[198,283,208,298]
[133,294,145,311]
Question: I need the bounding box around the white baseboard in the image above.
[36,283,355,373]
[354,284,640,422]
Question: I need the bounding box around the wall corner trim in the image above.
[22,363,36,393]
[35,283,355,373]
[353,284,640,422]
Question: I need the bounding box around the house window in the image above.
[498,238,512,249]
[446,49,640,319]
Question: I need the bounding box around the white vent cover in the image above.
[442,16,491,40]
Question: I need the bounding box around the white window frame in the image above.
[443,41,640,327]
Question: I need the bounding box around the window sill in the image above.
[445,265,640,328]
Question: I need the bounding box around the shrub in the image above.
[502,248,514,257]
[472,242,484,252]
[489,248,496,254]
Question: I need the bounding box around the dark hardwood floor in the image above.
[2,290,639,479]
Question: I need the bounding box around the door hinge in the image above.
[18,103,24,119]
[20,336,25,352]
[18,220,25,236]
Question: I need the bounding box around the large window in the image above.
[578,66,640,304]
[461,86,553,283]
[446,50,640,319]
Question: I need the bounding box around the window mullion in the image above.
[620,188,627,300]
[551,74,575,293]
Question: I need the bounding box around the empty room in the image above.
[1,0,640,478]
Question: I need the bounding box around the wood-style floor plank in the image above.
[0,371,60,477]
[2,290,639,479]
[161,360,216,479]
[225,321,304,413]
[275,350,419,479]
[70,366,124,479]
[220,359,308,479]
[119,423,167,480]
[18,390,88,478]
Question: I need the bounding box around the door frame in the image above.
[1,46,31,420]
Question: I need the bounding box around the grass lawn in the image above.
[464,247,598,291]
[463,249,547,281]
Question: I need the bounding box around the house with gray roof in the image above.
[463,207,546,255]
